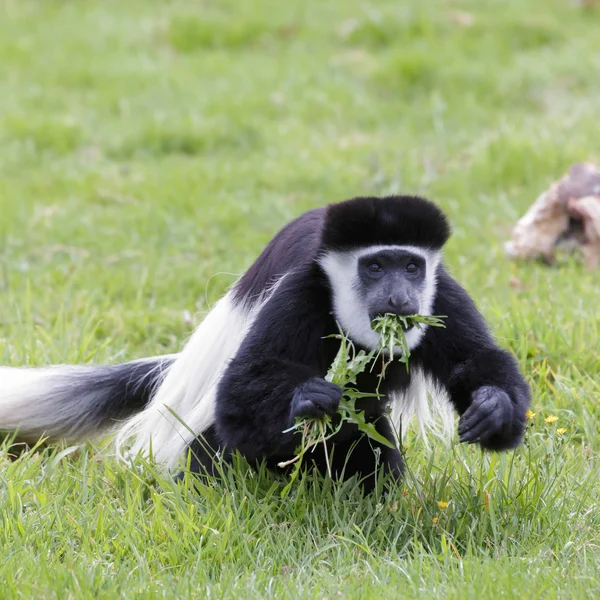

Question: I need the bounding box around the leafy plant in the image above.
[279,313,447,495]
[371,313,447,371]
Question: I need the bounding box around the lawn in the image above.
[1,0,600,597]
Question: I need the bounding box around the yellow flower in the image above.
[437,501,449,510]
[544,415,559,424]
[556,428,567,435]
[432,517,439,524]
[525,410,536,419]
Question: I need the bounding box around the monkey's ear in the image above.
[322,195,450,251]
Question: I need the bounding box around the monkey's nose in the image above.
[389,294,408,310]
[389,294,405,307]
[387,294,418,316]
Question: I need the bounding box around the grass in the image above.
[1,0,599,597]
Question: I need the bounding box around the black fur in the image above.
[232,207,325,305]
[85,359,175,425]
[189,195,530,490]
[412,270,529,450]
[322,195,451,251]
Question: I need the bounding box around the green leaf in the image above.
[281,314,446,489]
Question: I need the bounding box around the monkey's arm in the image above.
[215,270,340,460]
[419,270,531,450]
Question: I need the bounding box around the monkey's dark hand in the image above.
[291,378,342,420]
[458,386,514,444]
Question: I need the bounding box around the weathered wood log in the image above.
[504,162,600,269]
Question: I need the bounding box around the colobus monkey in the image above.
[0,196,530,487]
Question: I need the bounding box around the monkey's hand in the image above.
[291,378,342,420]
[458,386,514,445]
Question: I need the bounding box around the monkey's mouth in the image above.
[369,313,416,331]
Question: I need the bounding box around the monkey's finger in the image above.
[320,381,343,394]
[308,392,341,411]
[458,400,497,435]
[304,380,342,397]
[459,413,502,444]
[308,387,342,402]
[459,407,504,443]
[294,399,325,419]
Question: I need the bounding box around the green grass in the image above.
[1,0,600,597]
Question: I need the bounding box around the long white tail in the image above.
[0,356,174,443]
[0,288,268,467]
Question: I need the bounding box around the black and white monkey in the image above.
[0,196,530,487]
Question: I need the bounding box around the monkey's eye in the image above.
[406,262,418,274]
[367,262,383,273]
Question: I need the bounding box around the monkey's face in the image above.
[356,248,426,322]
[318,244,440,351]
